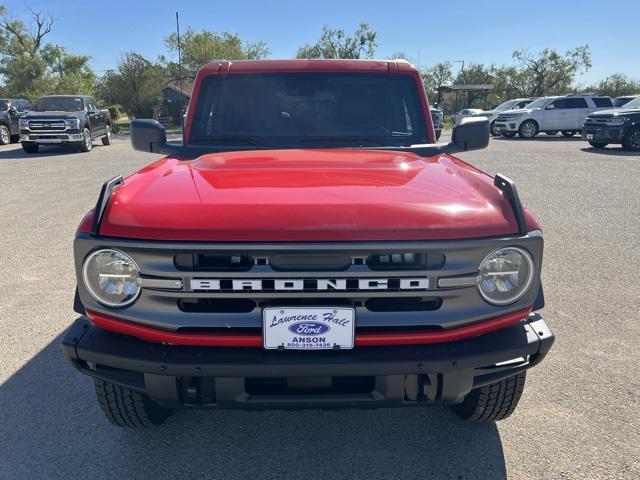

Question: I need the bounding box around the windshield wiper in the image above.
[300,136,405,146]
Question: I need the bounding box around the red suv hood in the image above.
[99,149,531,241]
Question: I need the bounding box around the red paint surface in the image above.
[86,307,531,348]
[99,149,537,241]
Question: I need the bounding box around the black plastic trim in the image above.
[91,176,123,235]
[494,174,527,235]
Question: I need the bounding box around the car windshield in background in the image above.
[622,97,640,109]
[525,98,552,110]
[33,97,84,112]
[0,100,8,111]
[495,100,517,111]
[191,73,428,147]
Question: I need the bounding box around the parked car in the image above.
[453,108,483,123]
[430,104,444,140]
[62,59,553,428]
[582,96,640,151]
[476,98,537,136]
[494,94,613,138]
[19,95,112,153]
[613,95,639,108]
[0,98,31,145]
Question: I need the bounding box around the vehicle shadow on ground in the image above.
[0,144,109,160]
[0,335,507,480]
[494,136,583,142]
[580,146,640,157]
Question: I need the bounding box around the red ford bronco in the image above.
[62,59,554,427]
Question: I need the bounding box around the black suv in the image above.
[582,96,640,151]
[0,98,31,145]
[19,95,112,153]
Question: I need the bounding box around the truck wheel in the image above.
[0,125,10,145]
[435,129,442,141]
[79,127,92,152]
[588,141,608,149]
[102,125,112,145]
[502,131,517,138]
[94,379,171,427]
[21,142,39,153]
[561,130,577,137]
[450,372,526,423]
[518,120,538,138]
[545,131,558,136]
[490,121,499,136]
[622,126,640,151]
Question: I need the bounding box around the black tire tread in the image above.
[94,379,170,428]
[450,372,526,423]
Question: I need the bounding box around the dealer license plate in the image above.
[585,134,594,140]
[263,307,355,350]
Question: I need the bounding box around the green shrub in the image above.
[107,104,124,120]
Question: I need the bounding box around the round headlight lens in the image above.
[82,249,141,307]
[477,247,534,305]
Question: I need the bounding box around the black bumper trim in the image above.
[61,313,554,407]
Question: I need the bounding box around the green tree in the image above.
[0,6,95,98]
[163,28,269,79]
[512,45,591,96]
[422,61,453,103]
[96,52,164,118]
[592,73,640,97]
[296,23,376,59]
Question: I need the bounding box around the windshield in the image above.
[495,100,517,111]
[33,97,84,112]
[525,97,553,110]
[620,97,640,109]
[191,73,428,147]
[0,100,8,111]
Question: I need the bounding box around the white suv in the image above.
[494,94,613,138]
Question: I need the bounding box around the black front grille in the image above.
[175,253,254,271]
[29,121,66,131]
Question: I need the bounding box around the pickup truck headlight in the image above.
[65,118,80,129]
[477,247,534,305]
[605,117,626,126]
[19,118,29,128]
[82,249,141,307]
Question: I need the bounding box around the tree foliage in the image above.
[163,28,269,79]
[512,45,591,96]
[0,6,95,98]
[296,23,376,59]
[421,61,453,103]
[589,73,640,98]
[95,52,164,118]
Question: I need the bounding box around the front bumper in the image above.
[582,125,625,144]
[494,120,521,133]
[20,131,83,144]
[62,313,554,409]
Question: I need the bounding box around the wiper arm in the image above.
[300,136,392,146]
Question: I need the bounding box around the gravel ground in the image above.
[0,134,638,479]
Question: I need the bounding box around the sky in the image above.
[3,0,639,85]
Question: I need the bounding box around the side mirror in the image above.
[446,116,489,152]
[130,119,169,153]
[8,106,17,113]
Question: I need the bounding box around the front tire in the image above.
[21,142,39,153]
[490,120,499,136]
[79,127,92,152]
[545,131,558,136]
[94,379,171,428]
[561,130,577,137]
[102,124,112,145]
[588,141,608,149]
[0,125,10,145]
[622,126,640,151]
[518,120,538,139]
[450,372,526,423]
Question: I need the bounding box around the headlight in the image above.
[605,117,626,126]
[477,247,534,305]
[65,118,80,129]
[82,249,141,307]
[19,118,29,127]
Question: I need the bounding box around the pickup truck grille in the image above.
[29,121,66,131]
[74,235,543,332]
[584,116,610,126]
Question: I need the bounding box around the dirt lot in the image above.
[0,134,638,479]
